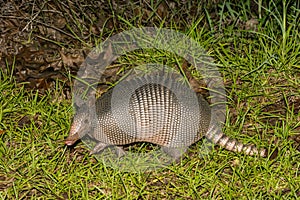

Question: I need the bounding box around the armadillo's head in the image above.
[65,111,90,146]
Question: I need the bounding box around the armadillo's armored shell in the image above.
[91,73,211,148]
[68,71,272,158]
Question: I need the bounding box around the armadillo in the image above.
[65,72,271,159]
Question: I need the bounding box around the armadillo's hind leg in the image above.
[161,146,187,162]
[90,142,126,157]
[114,146,126,157]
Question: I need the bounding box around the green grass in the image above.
[1,0,300,199]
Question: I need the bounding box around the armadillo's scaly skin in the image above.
[66,73,268,158]
[93,82,209,146]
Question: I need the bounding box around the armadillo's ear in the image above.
[75,103,89,114]
[73,102,80,110]
[72,96,83,114]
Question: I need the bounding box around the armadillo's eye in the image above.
[84,119,88,124]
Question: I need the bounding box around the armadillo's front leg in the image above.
[90,142,110,155]
[90,142,126,157]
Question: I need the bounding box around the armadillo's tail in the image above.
[205,123,277,159]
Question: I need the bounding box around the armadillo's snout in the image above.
[65,113,90,146]
[65,123,80,146]
[65,133,79,146]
